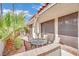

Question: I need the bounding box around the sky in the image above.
[1,3,43,22]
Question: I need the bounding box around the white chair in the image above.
[42,34,55,44]
[53,37,60,44]
[42,34,60,44]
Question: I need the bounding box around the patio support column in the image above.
[54,18,59,43]
[38,23,41,38]
[32,20,36,38]
[33,15,39,39]
[78,11,79,51]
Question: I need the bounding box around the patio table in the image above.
[29,39,47,48]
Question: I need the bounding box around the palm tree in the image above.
[4,12,11,33]
[0,3,3,39]
[0,3,2,17]
[0,3,4,39]
[0,4,11,39]
[0,3,2,30]
[12,3,16,40]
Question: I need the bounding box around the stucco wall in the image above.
[38,3,79,23]
[78,12,79,50]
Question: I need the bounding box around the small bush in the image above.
[14,37,23,49]
[0,35,2,39]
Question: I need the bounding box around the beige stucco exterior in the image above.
[78,12,79,50]
[38,3,79,23]
[28,3,79,49]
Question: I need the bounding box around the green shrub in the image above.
[24,27,29,33]
[14,37,24,49]
[0,35,2,39]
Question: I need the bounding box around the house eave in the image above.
[28,3,56,25]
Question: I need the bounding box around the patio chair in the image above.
[43,34,60,44]
[53,36,60,44]
[47,34,55,44]
[43,34,55,44]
